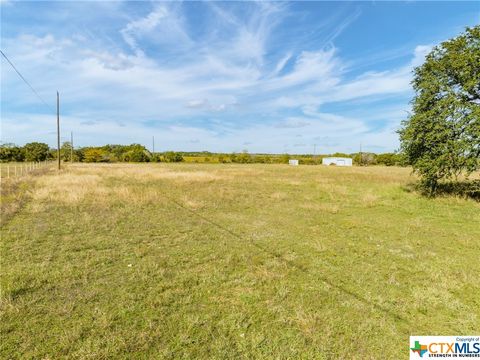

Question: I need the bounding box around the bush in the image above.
[0,143,25,162]
[352,152,377,166]
[24,142,50,162]
[123,148,150,162]
[151,154,162,162]
[300,158,316,165]
[61,142,74,162]
[236,152,252,163]
[164,151,184,162]
[280,154,290,164]
[84,148,107,163]
[376,153,398,166]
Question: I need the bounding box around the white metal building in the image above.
[322,157,353,166]
[289,159,299,166]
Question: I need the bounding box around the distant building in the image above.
[289,159,299,166]
[322,157,352,166]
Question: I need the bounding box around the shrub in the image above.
[164,151,184,162]
[84,148,107,163]
[280,154,290,164]
[123,148,150,162]
[24,142,50,162]
[0,143,25,162]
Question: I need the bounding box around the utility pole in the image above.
[359,143,363,167]
[57,91,61,170]
[71,131,74,163]
[313,144,316,157]
[152,136,155,154]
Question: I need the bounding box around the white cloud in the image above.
[412,45,433,67]
[272,52,292,76]
[275,119,311,129]
[186,99,208,109]
[278,48,341,88]
[120,5,192,55]
[1,2,432,152]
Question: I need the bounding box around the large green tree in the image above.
[399,26,480,193]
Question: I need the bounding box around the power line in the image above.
[0,49,55,113]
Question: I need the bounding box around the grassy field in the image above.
[1,163,479,359]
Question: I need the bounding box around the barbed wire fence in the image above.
[0,160,55,179]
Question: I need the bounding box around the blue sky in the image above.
[1,1,479,153]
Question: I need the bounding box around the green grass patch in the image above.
[1,164,479,358]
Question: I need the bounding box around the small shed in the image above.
[289,159,299,166]
[322,157,352,167]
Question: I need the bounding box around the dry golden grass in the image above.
[33,173,104,205]
[71,163,229,182]
[361,192,380,207]
[0,166,54,225]
[28,164,230,212]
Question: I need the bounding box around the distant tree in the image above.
[84,148,106,163]
[0,143,25,162]
[60,142,73,162]
[236,151,252,163]
[73,149,84,162]
[376,153,396,166]
[101,144,123,162]
[300,157,316,165]
[255,155,266,163]
[164,151,184,162]
[364,153,377,166]
[280,154,290,164]
[352,153,361,166]
[375,153,406,166]
[24,142,49,161]
[399,26,480,193]
[123,147,151,162]
[352,152,377,166]
[331,152,350,158]
[151,153,162,162]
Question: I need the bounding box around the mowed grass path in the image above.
[1,164,479,359]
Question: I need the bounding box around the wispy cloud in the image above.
[121,4,192,55]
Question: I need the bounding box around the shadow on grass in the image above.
[404,180,480,201]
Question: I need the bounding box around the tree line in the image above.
[0,142,406,166]
[0,143,178,163]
